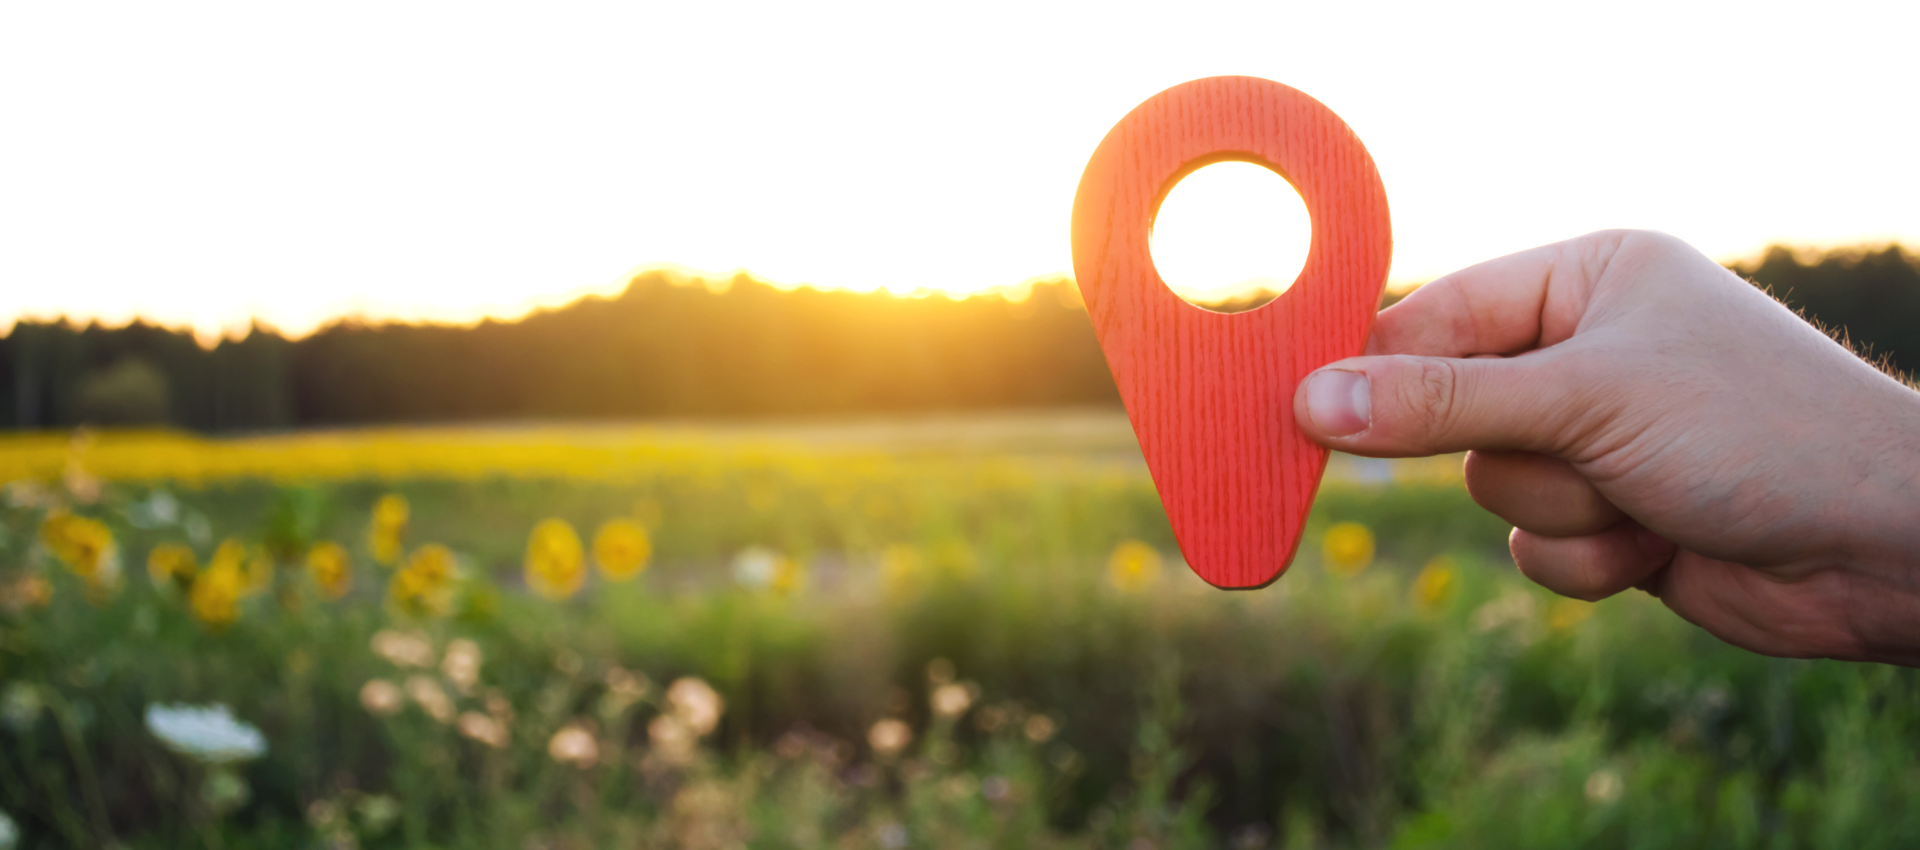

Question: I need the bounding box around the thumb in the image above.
[1293,353,1586,457]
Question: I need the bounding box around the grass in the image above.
[1,412,1917,849]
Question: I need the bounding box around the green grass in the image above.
[1,415,1917,848]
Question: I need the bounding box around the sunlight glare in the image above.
[1150,162,1312,312]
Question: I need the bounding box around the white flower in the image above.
[0,808,17,850]
[457,712,508,748]
[731,547,779,589]
[868,718,912,757]
[360,680,403,716]
[441,639,482,694]
[1,683,42,731]
[404,676,455,724]
[370,630,436,668]
[666,677,724,735]
[548,724,599,767]
[930,682,974,720]
[145,703,267,764]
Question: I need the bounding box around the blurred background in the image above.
[3,2,1920,848]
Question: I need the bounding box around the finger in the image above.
[1464,450,1624,537]
[1510,521,1677,602]
[1367,230,1628,358]
[1294,349,1593,457]
[1643,555,1865,661]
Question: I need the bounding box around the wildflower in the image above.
[1549,598,1595,631]
[2,683,43,731]
[1412,557,1457,611]
[599,667,651,718]
[145,703,267,764]
[147,543,198,590]
[369,494,408,566]
[524,519,585,600]
[548,723,599,767]
[868,718,912,757]
[370,629,436,667]
[441,638,482,694]
[359,680,403,716]
[189,554,247,629]
[1585,769,1623,803]
[1023,714,1057,743]
[592,518,652,582]
[457,712,508,748]
[667,677,724,735]
[1322,522,1375,577]
[931,682,974,720]
[731,546,781,590]
[0,808,16,850]
[63,430,101,504]
[404,675,454,723]
[40,511,121,596]
[1107,540,1163,592]
[770,556,806,595]
[879,544,920,595]
[1,574,53,612]
[649,714,697,764]
[390,544,459,617]
[305,542,352,600]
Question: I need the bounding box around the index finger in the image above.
[1367,230,1626,358]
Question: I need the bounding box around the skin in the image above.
[1293,230,1920,665]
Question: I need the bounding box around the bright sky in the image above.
[3,1,1916,341]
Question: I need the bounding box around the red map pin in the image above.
[1070,76,1392,589]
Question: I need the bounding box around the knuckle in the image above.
[1400,357,1459,436]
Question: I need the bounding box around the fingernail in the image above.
[1305,369,1370,437]
[1635,527,1677,560]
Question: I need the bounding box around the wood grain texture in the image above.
[1070,76,1392,589]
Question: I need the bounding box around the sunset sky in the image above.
[3,1,1916,341]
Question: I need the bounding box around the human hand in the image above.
[1294,230,1920,664]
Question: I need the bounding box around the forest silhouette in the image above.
[2,245,1914,432]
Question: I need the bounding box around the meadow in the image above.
[2,412,1919,849]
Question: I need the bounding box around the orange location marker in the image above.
[1070,76,1392,589]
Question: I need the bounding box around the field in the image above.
[2,412,1919,849]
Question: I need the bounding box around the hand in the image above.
[1294,230,1920,664]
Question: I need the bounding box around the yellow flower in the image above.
[1322,522,1375,577]
[1107,540,1163,592]
[592,519,651,582]
[879,544,921,596]
[770,555,805,596]
[928,539,978,581]
[369,494,409,566]
[1548,598,1595,631]
[306,542,352,600]
[525,519,586,600]
[41,511,120,593]
[147,543,198,590]
[1412,557,1457,611]
[390,544,460,617]
[189,556,246,629]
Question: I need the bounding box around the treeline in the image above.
[2,244,1915,431]
[0,272,1119,430]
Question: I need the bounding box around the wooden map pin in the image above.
[1070,76,1392,589]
